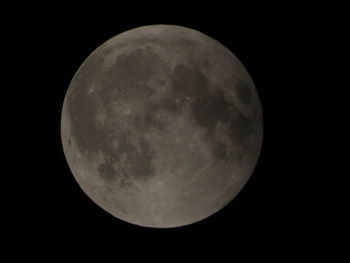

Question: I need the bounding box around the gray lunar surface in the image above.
[61,25,263,228]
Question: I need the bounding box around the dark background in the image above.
[5,2,337,258]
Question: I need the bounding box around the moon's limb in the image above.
[61,25,263,228]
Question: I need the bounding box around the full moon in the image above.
[61,25,263,228]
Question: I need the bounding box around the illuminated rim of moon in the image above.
[61,24,263,228]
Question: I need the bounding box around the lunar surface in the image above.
[61,25,263,228]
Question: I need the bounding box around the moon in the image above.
[61,25,263,228]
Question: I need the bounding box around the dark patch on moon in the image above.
[171,63,233,137]
[191,89,232,134]
[119,177,133,189]
[229,110,253,144]
[169,63,256,163]
[98,161,116,181]
[235,148,245,160]
[142,109,167,131]
[102,49,163,102]
[113,135,136,156]
[158,95,183,113]
[172,64,206,97]
[212,141,228,160]
[235,81,252,104]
